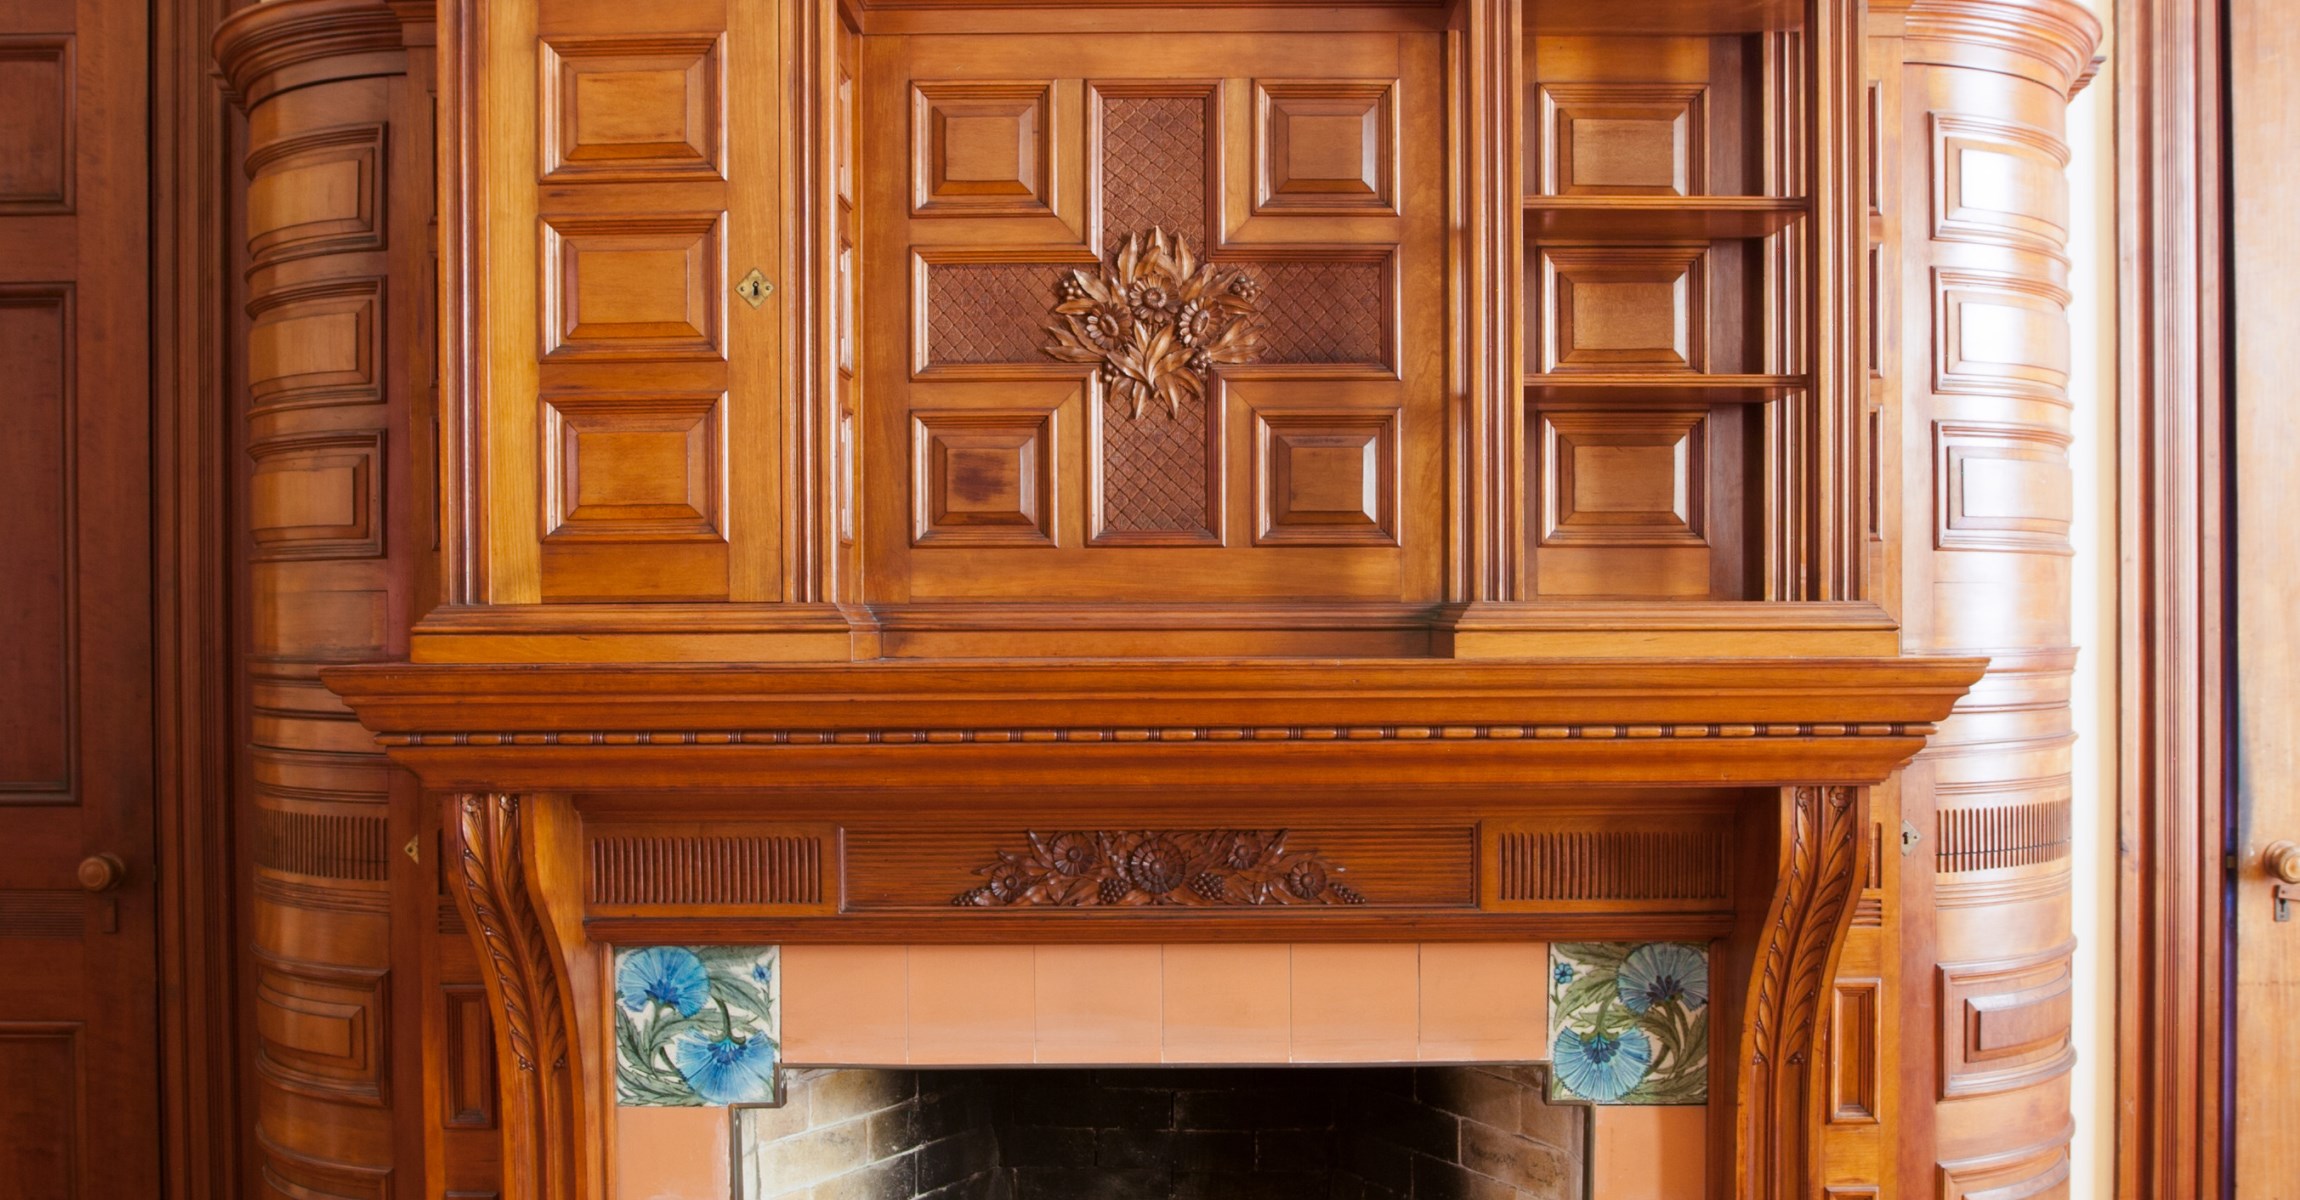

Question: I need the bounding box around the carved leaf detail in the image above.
[953,829,1364,907]
[1043,227,1262,419]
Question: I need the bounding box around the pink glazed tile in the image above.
[1035,944,1163,1063]
[1418,941,1549,1061]
[1289,943,1418,1062]
[1161,943,1291,1063]
[906,945,1035,1064]
[615,1105,730,1200]
[1593,1105,1710,1200]
[779,944,908,1066]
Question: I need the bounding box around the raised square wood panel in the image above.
[1930,113,2069,255]
[541,214,724,361]
[542,36,723,180]
[1932,268,2069,402]
[245,125,382,265]
[0,37,71,214]
[248,432,383,562]
[1537,82,1705,196]
[1938,943,2076,1100]
[247,280,380,411]
[1934,422,2073,554]
[1538,408,1706,546]
[911,81,1053,216]
[1538,244,1704,372]
[910,408,1057,546]
[1251,407,1398,545]
[542,393,726,541]
[253,960,389,1107]
[1253,80,1397,214]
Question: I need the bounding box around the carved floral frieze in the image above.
[953,829,1364,907]
[1042,228,1262,418]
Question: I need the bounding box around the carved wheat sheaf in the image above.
[954,829,1364,907]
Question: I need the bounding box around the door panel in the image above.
[2233,0,2300,1191]
[0,0,156,1195]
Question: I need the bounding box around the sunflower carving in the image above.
[1042,228,1263,419]
[951,829,1365,908]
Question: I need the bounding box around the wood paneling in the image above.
[1872,5,2099,1199]
[0,1024,79,1200]
[215,5,425,1200]
[541,35,723,180]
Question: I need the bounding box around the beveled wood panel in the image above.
[0,36,73,213]
[0,285,72,797]
[541,35,724,181]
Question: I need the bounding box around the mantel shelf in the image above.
[321,656,1985,792]
[1523,196,1808,240]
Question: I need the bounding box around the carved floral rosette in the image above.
[953,829,1365,907]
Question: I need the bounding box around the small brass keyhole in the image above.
[736,268,774,308]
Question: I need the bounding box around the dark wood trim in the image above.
[2115,0,2231,1194]
[156,1,245,1197]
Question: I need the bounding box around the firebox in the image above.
[738,1067,1588,1200]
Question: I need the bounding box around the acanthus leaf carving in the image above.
[953,829,1365,907]
[1042,227,1262,418]
[451,794,570,1076]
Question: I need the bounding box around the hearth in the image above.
[739,1067,1589,1200]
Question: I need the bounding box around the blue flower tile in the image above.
[1548,941,1708,1105]
[614,945,779,1107]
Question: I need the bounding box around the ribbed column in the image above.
[215,4,417,1196]
[1884,2,2099,1196]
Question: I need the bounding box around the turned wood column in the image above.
[215,3,426,1195]
[1874,2,2101,1196]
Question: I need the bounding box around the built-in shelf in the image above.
[1524,374,1805,402]
[1523,196,1807,240]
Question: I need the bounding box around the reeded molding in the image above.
[213,0,406,109]
[1881,0,2105,97]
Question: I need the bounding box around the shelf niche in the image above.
[1520,11,1808,602]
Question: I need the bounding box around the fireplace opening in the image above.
[738,1065,1590,1200]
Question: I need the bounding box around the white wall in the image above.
[2064,3,2117,1194]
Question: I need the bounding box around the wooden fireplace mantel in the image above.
[328,652,1981,1200]
[202,0,2098,1189]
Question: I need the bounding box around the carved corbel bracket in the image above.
[1734,784,1869,1200]
[449,793,601,1200]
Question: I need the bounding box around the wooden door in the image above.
[2232,0,2300,1191]
[0,0,158,1197]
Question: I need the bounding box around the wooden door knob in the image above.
[2266,841,2300,885]
[76,853,127,893]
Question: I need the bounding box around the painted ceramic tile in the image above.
[614,945,780,1107]
[1547,941,1708,1105]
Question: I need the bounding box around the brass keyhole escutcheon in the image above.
[736,268,774,308]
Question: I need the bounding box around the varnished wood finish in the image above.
[0,1,160,1198]
[214,4,433,1198]
[1870,4,2098,1200]
[271,2,2090,1198]
[2228,0,2297,1191]
[2111,0,2226,1196]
